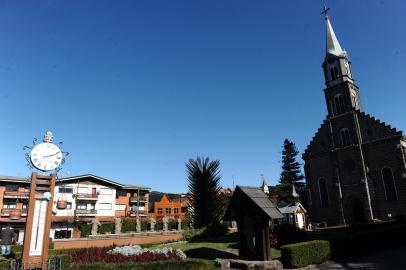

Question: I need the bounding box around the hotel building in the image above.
[0,174,150,242]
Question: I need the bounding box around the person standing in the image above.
[1,224,16,255]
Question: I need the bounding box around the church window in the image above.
[330,66,339,80]
[333,94,345,115]
[340,128,351,147]
[318,178,329,207]
[381,167,398,201]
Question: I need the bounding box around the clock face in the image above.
[30,143,63,171]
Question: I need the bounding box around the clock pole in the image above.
[21,131,65,270]
[21,173,56,269]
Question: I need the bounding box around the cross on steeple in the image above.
[321,4,330,19]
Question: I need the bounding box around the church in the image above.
[303,12,406,225]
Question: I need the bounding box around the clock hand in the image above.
[43,152,60,158]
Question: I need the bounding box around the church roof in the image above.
[325,16,345,57]
[224,186,283,220]
[303,111,404,159]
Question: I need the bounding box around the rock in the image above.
[215,259,283,270]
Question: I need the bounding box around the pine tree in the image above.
[278,139,305,203]
[186,156,226,229]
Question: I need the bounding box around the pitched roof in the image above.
[278,203,307,214]
[0,174,150,190]
[224,186,283,220]
[58,174,150,190]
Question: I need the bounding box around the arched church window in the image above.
[340,128,351,147]
[334,66,339,78]
[381,167,398,201]
[333,94,345,115]
[318,178,329,207]
[330,68,336,80]
[330,66,339,80]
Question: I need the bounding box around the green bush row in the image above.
[67,260,207,270]
[11,242,54,253]
[281,240,331,268]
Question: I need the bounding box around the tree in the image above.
[278,139,305,204]
[186,156,226,229]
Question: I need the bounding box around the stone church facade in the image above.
[303,14,406,225]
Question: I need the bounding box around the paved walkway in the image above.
[318,245,406,270]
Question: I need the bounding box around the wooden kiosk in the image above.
[224,186,283,261]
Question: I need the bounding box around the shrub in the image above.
[273,224,306,246]
[141,220,149,231]
[99,223,115,234]
[156,220,163,231]
[181,219,191,230]
[68,260,208,270]
[79,223,92,237]
[281,240,330,268]
[182,228,205,241]
[11,242,54,254]
[121,219,136,233]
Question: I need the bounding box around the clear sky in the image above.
[0,1,405,193]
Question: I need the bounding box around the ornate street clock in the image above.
[30,131,63,171]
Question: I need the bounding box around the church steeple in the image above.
[321,6,362,117]
[325,15,344,57]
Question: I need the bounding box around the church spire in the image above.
[321,5,344,57]
[325,16,344,57]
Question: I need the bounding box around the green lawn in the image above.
[153,241,281,270]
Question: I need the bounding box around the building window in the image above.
[318,178,329,207]
[340,128,351,147]
[181,207,188,213]
[330,66,339,80]
[116,190,127,198]
[174,208,179,214]
[3,203,16,209]
[333,94,345,115]
[66,202,72,209]
[382,167,398,201]
[157,208,163,214]
[54,230,72,239]
[77,202,87,210]
[165,208,171,214]
[59,187,73,193]
[5,184,19,192]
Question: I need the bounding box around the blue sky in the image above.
[0,1,405,193]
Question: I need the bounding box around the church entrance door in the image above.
[351,198,367,224]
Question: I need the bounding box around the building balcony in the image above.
[3,191,30,199]
[129,196,147,203]
[1,208,28,217]
[75,209,97,216]
[74,193,98,200]
[127,210,147,217]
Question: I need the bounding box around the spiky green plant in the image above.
[186,157,226,229]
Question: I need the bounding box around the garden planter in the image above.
[9,210,22,220]
[57,200,68,209]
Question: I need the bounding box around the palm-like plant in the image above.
[186,156,226,229]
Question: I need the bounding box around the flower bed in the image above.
[70,245,186,265]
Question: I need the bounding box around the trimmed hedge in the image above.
[11,242,54,253]
[79,223,92,237]
[98,223,115,234]
[281,240,330,268]
[67,260,208,270]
